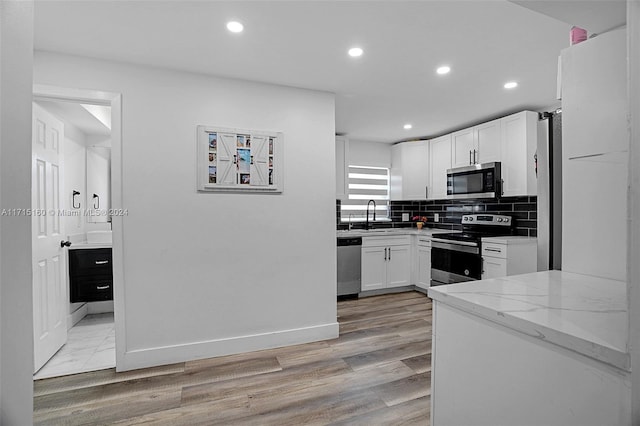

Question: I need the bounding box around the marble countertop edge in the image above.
[428,271,630,372]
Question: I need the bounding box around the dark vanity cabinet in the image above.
[69,248,113,302]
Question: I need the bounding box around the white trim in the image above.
[32,84,126,372]
[67,304,88,330]
[627,0,640,421]
[119,322,339,372]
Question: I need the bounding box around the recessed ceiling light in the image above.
[404,124,413,130]
[226,21,244,33]
[504,81,518,89]
[436,66,451,75]
[348,47,363,57]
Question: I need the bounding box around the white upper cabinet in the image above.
[452,119,501,167]
[390,141,429,200]
[429,134,452,200]
[336,136,348,199]
[500,111,538,197]
[451,128,475,167]
[561,28,627,159]
[375,111,538,202]
[475,119,502,163]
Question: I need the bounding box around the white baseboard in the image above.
[67,304,88,330]
[87,300,114,314]
[117,322,339,372]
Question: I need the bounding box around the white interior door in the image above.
[32,102,67,373]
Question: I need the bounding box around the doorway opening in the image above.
[31,86,123,380]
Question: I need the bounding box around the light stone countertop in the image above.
[481,235,537,244]
[68,242,112,250]
[337,228,454,238]
[428,270,629,371]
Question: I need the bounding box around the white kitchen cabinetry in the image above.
[481,237,537,280]
[415,236,432,290]
[561,28,627,282]
[336,136,348,200]
[451,118,501,167]
[500,111,538,197]
[429,134,452,200]
[361,236,411,291]
[390,141,429,200]
[451,128,474,168]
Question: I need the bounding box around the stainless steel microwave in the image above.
[446,162,501,199]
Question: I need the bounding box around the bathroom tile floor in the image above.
[34,313,115,380]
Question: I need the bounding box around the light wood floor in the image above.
[34,291,432,425]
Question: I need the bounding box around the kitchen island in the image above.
[427,270,631,425]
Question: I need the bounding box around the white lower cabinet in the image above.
[481,237,537,279]
[416,237,431,290]
[361,236,411,291]
[482,256,507,279]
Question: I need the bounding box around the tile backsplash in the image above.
[337,196,537,237]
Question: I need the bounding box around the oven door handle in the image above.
[432,240,480,254]
[431,238,478,247]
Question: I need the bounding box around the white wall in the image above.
[60,119,87,236]
[628,1,640,421]
[0,1,34,424]
[34,51,338,370]
[348,139,391,168]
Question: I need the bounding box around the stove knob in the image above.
[497,218,502,222]
[468,217,473,221]
[463,217,468,221]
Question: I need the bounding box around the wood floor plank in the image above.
[34,291,433,425]
[180,358,352,407]
[33,362,185,397]
[34,388,182,426]
[329,396,431,426]
[343,339,430,371]
[402,352,432,374]
[374,371,431,406]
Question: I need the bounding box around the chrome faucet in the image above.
[366,200,376,230]
[348,213,354,231]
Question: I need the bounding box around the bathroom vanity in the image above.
[68,246,113,302]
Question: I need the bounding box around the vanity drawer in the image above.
[70,275,113,303]
[69,248,112,275]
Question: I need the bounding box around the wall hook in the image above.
[93,193,100,209]
[72,190,81,209]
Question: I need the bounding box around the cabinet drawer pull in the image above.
[96,285,110,290]
[485,248,502,252]
[95,260,109,265]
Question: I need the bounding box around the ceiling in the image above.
[35,100,111,137]
[33,1,625,144]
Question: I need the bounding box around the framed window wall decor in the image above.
[197,125,283,193]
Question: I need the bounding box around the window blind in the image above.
[341,165,390,221]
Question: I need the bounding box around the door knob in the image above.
[60,240,72,248]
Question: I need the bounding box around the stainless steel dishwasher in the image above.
[337,236,362,297]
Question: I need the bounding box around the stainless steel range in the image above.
[431,214,513,286]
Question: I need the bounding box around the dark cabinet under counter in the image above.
[69,248,113,302]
